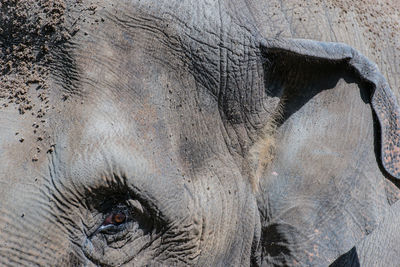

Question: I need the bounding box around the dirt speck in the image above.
[0,0,72,117]
[0,0,91,158]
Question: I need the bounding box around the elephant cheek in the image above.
[190,165,259,265]
[0,187,81,265]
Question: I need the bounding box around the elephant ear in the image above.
[260,38,400,179]
[253,38,400,266]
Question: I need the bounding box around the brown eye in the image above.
[103,212,127,226]
[113,213,126,224]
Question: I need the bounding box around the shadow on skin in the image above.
[263,52,400,190]
[330,247,360,267]
[263,53,368,126]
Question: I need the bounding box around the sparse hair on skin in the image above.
[247,100,284,192]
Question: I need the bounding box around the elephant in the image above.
[0,0,399,266]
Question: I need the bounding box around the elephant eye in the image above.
[102,212,127,226]
[86,186,161,240]
[96,209,130,234]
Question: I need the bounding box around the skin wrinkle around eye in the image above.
[49,113,202,264]
[54,97,192,220]
[73,172,165,264]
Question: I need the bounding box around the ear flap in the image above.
[260,37,400,179]
[253,37,400,266]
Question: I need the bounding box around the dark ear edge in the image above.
[259,37,400,179]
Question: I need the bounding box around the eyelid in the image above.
[90,224,115,237]
[92,217,127,236]
[98,224,116,233]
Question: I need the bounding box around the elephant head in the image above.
[0,0,399,266]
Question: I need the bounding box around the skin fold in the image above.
[0,0,399,266]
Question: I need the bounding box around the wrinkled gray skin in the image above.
[1,0,400,266]
[331,199,400,266]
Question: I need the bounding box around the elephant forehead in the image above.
[65,103,174,176]
[56,90,233,181]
